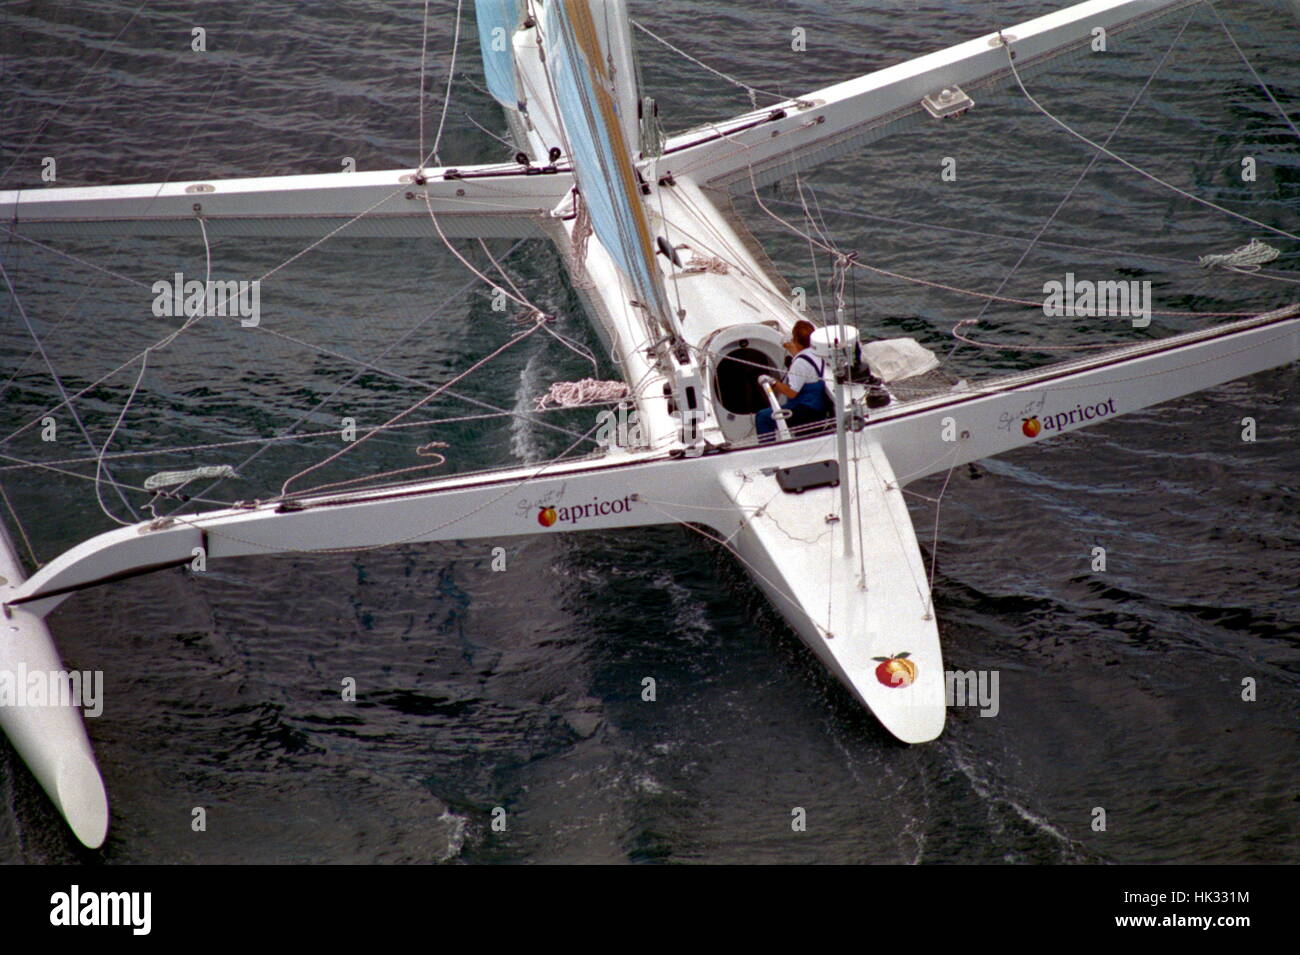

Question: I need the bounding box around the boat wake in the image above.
[941,737,1096,864]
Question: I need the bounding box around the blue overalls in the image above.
[756,353,832,441]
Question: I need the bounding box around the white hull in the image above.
[1,0,1294,847]
[0,523,108,849]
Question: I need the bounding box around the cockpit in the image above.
[704,323,798,443]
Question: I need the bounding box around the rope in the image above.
[630,19,788,111]
[417,0,433,174]
[1198,238,1280,272]
[0,479,41,570]
[745,166,1274,320]
[850,421,867,591]
[534,378,629,410]
[144,465,238,490]
[279,313,550,497]
[0,0,150,182]
[758,197,1300,281]
[0,257,141,523]
[427,0,464,168]
[951,11,1192,359]
[422,193,538,312]
[161,239,601,517]
[1205,1,1300,143]
[0,184,414,453]
[281,444,448,499]
[1001,35,1299,244]
[678,254,730,275]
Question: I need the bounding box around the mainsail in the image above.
[475,0,526,109]
[539,0,678,342]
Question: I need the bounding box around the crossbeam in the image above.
[651,0,1201,190]
[0,164,573,239]
[8,302,1296,620]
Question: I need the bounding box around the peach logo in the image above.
[1022,416,1042,438]
[531,495,634,528]
[872,652,916,688]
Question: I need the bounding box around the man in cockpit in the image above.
[755,320,832,440]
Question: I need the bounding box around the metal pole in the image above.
[833,305,853,558]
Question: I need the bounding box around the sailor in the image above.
[755,320,832,440]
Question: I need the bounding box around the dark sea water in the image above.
[0,1,1297,864]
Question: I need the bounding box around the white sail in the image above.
[475,0,527,109]
[540,0,677,340]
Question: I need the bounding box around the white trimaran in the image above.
[1,0,1296,848]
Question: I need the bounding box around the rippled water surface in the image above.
[1,1,1297,863]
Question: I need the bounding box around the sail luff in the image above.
[542,0,677,342]
[475,0,526,109]
[566,2,661,304]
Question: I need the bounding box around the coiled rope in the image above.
[1198,238,1280,272]
[534,379,630,410]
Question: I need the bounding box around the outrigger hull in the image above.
[0,523,109,849]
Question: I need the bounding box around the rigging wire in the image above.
[1001,34,1299,244]
[754,198,1300,282]
[1205,0,1300,143]
[417,0,433,174]
[0,257,140,523]
[426,0,465,169]
[745,165,1281,320]
[255,187,406,286]
[950,10,1196,357]
[279,312,550,497]
[0,479,41,569]
[0,403,630,478]
[0,0,150,182]
[630,19,789,110]
[0,1,262,442]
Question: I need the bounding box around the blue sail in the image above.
[475,0,524,109]
[541,1,673,336]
